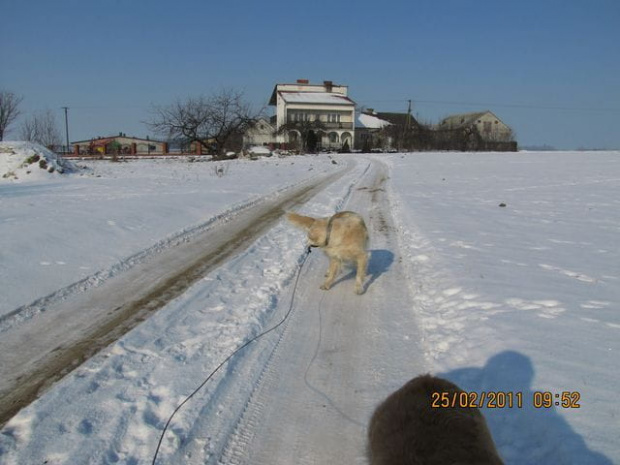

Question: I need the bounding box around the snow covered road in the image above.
[1,155,427,464]
[0,161,347,427]
[211,159,427,465]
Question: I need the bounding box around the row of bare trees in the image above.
[19,110,63,147]
[1,90,62,146]
[4,88,517,155]
[1,88,259,159]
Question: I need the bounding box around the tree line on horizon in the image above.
[1,88,517,157]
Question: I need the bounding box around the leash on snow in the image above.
[152,246,313,465]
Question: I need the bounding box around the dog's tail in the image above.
[286,212,315,230]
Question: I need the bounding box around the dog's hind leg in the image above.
[354,252,368,295]
[321,258,341,291]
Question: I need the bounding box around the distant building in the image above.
[355,109,424,152]
[243,118,276,149]
[355,111,394,151]
[72,133,166,155]
[438,111,513,142]
[268,80,356,151]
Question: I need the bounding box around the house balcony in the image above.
[285,120,354,131]
[322,122,353,130]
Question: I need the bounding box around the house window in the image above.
[328,113,341,123]
[288,111,311,123]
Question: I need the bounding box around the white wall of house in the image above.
[440,111,513,142]
[271,80,355,150]
[243,118,275,148]
[473,112,513,141]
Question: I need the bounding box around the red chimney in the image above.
[297,79,309,84]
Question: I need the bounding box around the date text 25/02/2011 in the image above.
[431,391,581,409]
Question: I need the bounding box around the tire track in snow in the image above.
[160,160,372,464]
[0,165,350,428]
[0,167,348,334]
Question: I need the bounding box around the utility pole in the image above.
[62,106,70,154]
[401,99,412,151]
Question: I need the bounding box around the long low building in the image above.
[72,134,167,155]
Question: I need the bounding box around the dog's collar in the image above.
[321,214,337,247]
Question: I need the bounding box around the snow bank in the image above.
[0,142,77,182]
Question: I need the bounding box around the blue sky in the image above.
[2,0,619,149]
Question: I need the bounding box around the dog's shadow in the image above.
[332,249,394,292]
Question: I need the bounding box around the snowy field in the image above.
[385,152,619,464]
[0,143,618,464]
[0,143,340,317]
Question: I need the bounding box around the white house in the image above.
[355,111,394,151]
[243,117,276,148]
[268,80,356,151]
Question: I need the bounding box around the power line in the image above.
[60,105,149,110]
[356,98,620,113]
[416,99,620,112]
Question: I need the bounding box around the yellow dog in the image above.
[287,211,368,294]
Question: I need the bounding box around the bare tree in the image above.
[148,89,257,160]
[0,90,23,141]
[19,109,62,147]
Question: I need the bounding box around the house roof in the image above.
[248,118,275,131]
[439,111,497,128]
[357,113,392,129]
[376,112,420,129]
[268,81,349,105]
[72,135,162,145]
[278,91,355,106]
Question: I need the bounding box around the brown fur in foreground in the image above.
[287,211,368,294]
[368,374,503,465]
